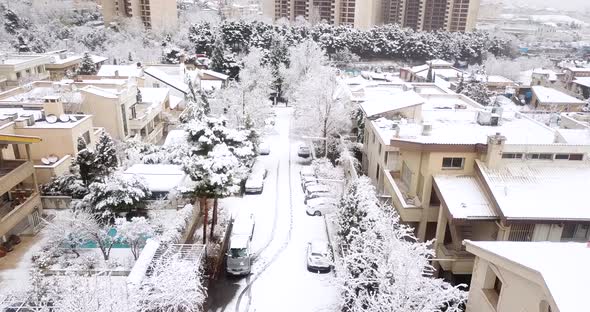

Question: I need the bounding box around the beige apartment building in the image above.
[0,134,44,241]
[359,79,590,283]
[267,0,383,29]
[0,54,51,90]
[383,0,480,32]
[464,241,588,312]
[101,0,178,31]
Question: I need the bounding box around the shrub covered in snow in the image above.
[153,204,195,245]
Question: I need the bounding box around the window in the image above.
[378,143,382,155]
[442,157,464,169]
[121,104,129,137]
[483,267,503,309]
[401,161,412,187]
[131,104,137,119]
[82,131,91,145]
[384,152,388,165]
[526,153,553,160]
[493,277,503,296]
[372,133,375,144]
[508,224,534,241]
[561,224,590,242]
[502,153,523,159]
[556,153,584,161]
[16,72,21,79]
[376,164,380,180]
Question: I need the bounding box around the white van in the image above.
[226,210,255,275]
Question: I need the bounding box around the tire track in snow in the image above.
[235,137,295,312]
[252,160,281,261]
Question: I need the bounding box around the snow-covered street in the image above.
[207,107,339,312]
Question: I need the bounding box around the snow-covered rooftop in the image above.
[81,85,119,99]
[124,164,188,192]
[144,67,189,94]
[556,129,590,145]
[97,65,143,77]
[433,175,498,220]
[360,90,424,117]
[478,160,590,221]
[417,68,463,80]
[200,69,228,80]
[139,87,168,105]
[573,77,590,88]
[531,86,585,104]
[163,129,187,146]
[465,241,590,312]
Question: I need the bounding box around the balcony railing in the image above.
[0,160,35,196]
[384,170,420,209]
[0,191,41,237]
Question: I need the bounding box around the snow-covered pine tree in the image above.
[76,52,97,75]
[74,137,97,186]
[426,66,433,82]
[94,131,118,177]
[210,34,227,74]
[460,80,495,106]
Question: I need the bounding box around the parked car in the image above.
[307,240,332,273]
[304,185,332,203]
[301,175,318,191]
[258,142,270,155]
[305,191,338,204]
[298,144,311,158]
[306,201,337,216]
[245,172,265,194]
[300,167,316,179]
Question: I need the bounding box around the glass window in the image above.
[569,154,584,161]
[384,152,388,164]
[555,154,569,160]
[442,157,464,169]
[527,153,553,160]
[229,248,247,258]
[502,153,523,159]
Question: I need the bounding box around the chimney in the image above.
[43,96,65,116]
[485,132,506,169]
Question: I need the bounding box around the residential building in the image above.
[382,0,481,32]
[124,164,190,199]
[400,60,464,88]
[101,0,178,31]
[44,52,107,80]
[571,77,590,99]
[464,241,589,312]
[266,0,383,29]
[562,66,590,90]
[0,54,51,90]
[0,79,170,145]
[359,80,590,283]
[0,134,44,241]
[530,86,586,112]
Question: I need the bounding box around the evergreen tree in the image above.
[94,131,118,177]
[456,74,465,93]
[74,137,97,186]
[426,66,433,82]
[76,52,97,75]
[461,80,495,106]
[210,34,227,74]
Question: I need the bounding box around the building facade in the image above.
[101,0,178,31]
[382,0,480,32]
[266,0,383,29]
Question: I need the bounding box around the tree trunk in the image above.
[210,197,218,239]
[202,197,209,244]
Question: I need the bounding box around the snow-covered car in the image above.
[306,197,337,208]
[305,191,338,204]
[245,172,265,194]
[307,240,332,273]
[258,142,270,155]
[297,145,311,158]
[300,167,316,179]
[304,185,332,203]
[301,175,318,191]
[306,201,337,216]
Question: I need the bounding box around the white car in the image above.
[298,144,311,158]
[300,167,316,179]
[258,142,270,155]
[307,240,332,273]
[245,172,265,194]
[306,201,337,216]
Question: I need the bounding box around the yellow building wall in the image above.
[82,92,127,140]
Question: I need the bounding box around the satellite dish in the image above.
[41,158,50,165]
[46,115,58,124]
[59,114,69,122]
[69,115,78,122]
[48,155,59,163]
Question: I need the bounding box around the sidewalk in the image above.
[323,213,342,275]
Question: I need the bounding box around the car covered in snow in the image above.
[258,142,270,155]
[307,240,332,273]
[304,184,331,203]
[301,175,318,191]
[300,167,316,179]
[306,200,337,216]
[245,171,265,194]
[297,144,311,158]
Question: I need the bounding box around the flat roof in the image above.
[532,86,585,104]
[556,129,590,145]
[434,175,498,220]
[465,241,590,312]
[478,160,590,221]
[144,67,189,93]
[97,65,142,77]
[573,77,590,88]
[124,164,187,192]
[360,90,424,117]
[0,54,50,66]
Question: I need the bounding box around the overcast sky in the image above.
[506,0,590,10]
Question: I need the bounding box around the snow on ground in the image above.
[207,107,339,312]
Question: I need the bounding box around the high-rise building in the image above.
[264,0,382,29]
[101,0,178,31]
[382,0,480,32]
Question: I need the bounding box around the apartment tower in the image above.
[267,0,382,29]
[382,0,480,32]
[101,0,178,31]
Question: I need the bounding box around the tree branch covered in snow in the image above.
[336,177,467,312]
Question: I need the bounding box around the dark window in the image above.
[378,143,382,155]
[384,152,388,164]
[527,153,553,160]
[502,153,523,159]
[376,164,380,180]
[493,277,503,296]
[569,154,584,161]
[555,154,569,160]
[442,157,464,169]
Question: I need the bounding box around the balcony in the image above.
[0,160,35,196]
[383,170,422,222]
[0,191,41,238]
[35,155,72,185]
[129,103,163,130]
[435,243,475,275]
